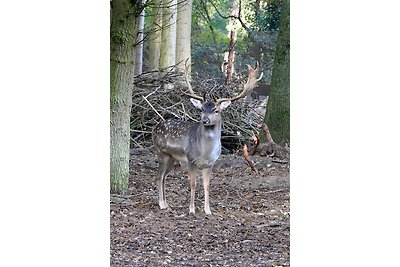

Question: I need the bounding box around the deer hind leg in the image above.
[188,164,197,214]
[202,168,212,215]
[157,153,175,210]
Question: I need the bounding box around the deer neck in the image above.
[198,121,221,158]
[198,121,221,140]
[185,121,221,168]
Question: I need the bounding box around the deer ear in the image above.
[219,100,231,110]
[190,98,203,109]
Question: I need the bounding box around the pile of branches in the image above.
[131,69,266,152]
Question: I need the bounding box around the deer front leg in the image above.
[202,168,212,215]
[188,166,197,214]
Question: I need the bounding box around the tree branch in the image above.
[208,0,250,33]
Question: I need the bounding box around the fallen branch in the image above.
[243,144,258,173]
[259,123,274,143]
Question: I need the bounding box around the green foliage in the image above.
[139,0,283,77]
[143,1,159,30]
[192,0,231,42]
[245,0,282,32]
[260,1,282,31]
[191,0,283,77]
[191,44,227,77]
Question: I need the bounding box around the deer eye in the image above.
[214,109,219,114]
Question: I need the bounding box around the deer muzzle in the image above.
[202,116,211,125]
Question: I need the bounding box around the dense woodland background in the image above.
[110,0,289,194]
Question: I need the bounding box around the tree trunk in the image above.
[110,0,137,194]
[134,1,145,75]
[148,0,163,70]
[225,30,235,84]
[263,0,290,145]
[160,0,177,70]
[176,0,192,73]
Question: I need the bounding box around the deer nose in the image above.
[202,117,210,125]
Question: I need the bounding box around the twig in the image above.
[130,138,143,148]
[158,105,181,119]
[265,189,285,194]
[142,95,164,121]
[144,86,161,98]
[272,159,289,164]
[131,129,152,134]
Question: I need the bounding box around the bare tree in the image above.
[176,0,193,74]
[160,0,177,71]
[134,0,146,75]
[148,0,163,70]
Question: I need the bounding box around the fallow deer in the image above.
[152,59,263,215]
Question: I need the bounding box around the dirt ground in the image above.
[111,148,290,266]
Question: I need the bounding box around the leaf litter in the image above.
[111,148,290,266]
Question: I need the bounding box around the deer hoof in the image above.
[189,206,196,214]
[159,201,169,210]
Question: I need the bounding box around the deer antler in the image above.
[180,58,204,101]
[216,62,263,104]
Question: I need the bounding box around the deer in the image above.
[152,59,263,215]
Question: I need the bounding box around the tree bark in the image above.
[148,0,163,70]
[160,0,177,70]
[134,1,145,75]
[110,0,137,194]
[176,0,192,73]
[263,0,290,145]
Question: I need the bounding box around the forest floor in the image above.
[111,148,290,266]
